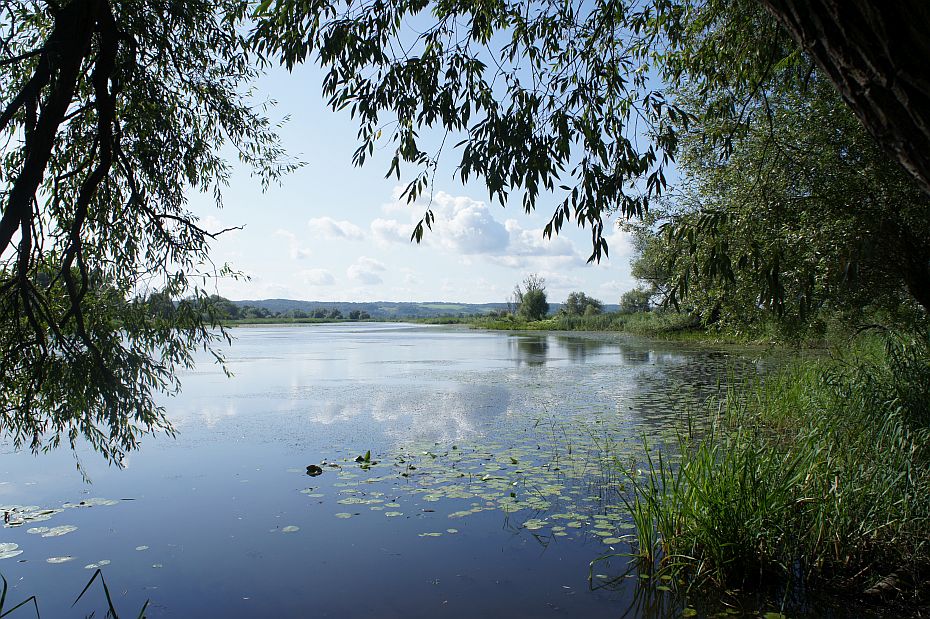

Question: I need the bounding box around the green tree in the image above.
[515,274,549,321]
[630,73,930,330]
[619,288,652,314]
[253,0,930,261]
[560,292,603,317]
[0,1,293,462]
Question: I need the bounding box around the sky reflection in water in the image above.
[0,323,762,617]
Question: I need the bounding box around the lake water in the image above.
[0,323,762,617]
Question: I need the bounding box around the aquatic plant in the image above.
[0,569,148,618]
[625,331,930,604]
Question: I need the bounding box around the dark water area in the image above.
[0,324,768,617]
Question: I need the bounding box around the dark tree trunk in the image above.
[760,0,930,197]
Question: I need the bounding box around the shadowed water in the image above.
[0,323,765,617]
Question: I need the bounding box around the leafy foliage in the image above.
[618,288,651,314]
[252,0,697,261]
[0,1,293,463]
[560,291,603,317]
[512,274,548,321]
[629,72,930,332]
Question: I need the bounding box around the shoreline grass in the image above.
[623,330,930,612]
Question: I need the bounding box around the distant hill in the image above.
[231,299,619,319]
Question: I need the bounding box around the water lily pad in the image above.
[385,511,403,517]
[0,543,22,560]
[41,525,77,537]
[522,518,547,531]
[418,532,442,537]
[84,560,111,569]
[46,556,74,564]
[135,546,149,551]
[281,525,300,533]
[334,513,353,519]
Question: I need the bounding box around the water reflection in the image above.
[509,334,549,365]
[620,347,652,365]
[0,323,777,619]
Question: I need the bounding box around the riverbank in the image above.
[416,311,797,347]
[625,330,930,615]
[222,311,808,347]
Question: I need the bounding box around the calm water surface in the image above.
[0,324,763,617]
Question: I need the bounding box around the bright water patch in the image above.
[0,324,769,617]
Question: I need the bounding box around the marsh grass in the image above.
[625,331,930,604]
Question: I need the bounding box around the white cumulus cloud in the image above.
[308,216,365,241]
[347,256,387,285]
[370,218,411,244]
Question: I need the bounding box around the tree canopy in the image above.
[253,0,930,259]
[513,274,549,321]
[627,68,930,333]
[0,1,292,463]
[3,0,928,462]
[253,0,930,321]
[560,292,603,317]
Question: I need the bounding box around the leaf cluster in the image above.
[253,0,692,261]
[0,1,294,462]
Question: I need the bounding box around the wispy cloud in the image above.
[301,268,336,286]
[308,216,365,241]
[274,229,314,260]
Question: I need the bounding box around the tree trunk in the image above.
[760,0,930,197]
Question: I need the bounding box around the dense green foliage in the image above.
[0,2,292,463]
[628,69,930,333]
[559,292,603,317]
[618,288,652,314]
[627,332,930,602]
[511,274,549,321]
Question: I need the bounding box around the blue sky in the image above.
[187,64,640,305]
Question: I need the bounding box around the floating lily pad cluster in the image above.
[299,403,695,549]
[0,498,122,562]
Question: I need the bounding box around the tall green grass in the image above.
[626,331,930,598]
